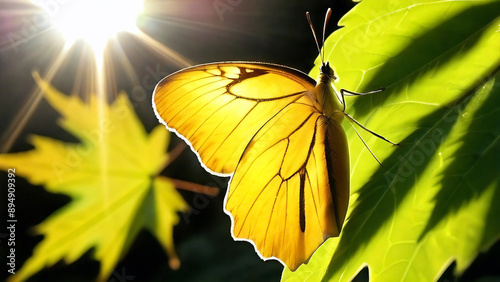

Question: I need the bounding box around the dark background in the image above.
[1,0,499,281]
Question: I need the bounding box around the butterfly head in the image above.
[320,62,337,81]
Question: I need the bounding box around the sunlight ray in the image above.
[1,46,71,153]
[134,30,192,67]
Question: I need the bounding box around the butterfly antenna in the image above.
[306,11,323,63]
[322,8,332,62]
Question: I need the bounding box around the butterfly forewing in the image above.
[153,62,315,175]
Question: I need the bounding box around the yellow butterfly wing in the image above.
[153,62,315,175]
[153,62,349,270]
[226,96,349,271]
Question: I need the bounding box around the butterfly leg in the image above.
[350,124,383,166]
[340,112,398,166]
[339,88,385,112]
[343,112,399,145]
[340,88,385,96]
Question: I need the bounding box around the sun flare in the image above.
[33,0,143,51]
[2,0,191,153]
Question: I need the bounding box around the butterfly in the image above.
[152,8,396,271]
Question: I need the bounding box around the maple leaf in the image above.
[0,73,189,282]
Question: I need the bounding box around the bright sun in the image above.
[2,0,190,153]
[33,0,143,51]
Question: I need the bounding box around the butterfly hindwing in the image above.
[153,62,315,175]
[226,96,349,270]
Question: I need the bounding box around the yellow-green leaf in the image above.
[0,74,188,282]
[284,0,500,281]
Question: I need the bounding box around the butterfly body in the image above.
[313,62,344,120]
[153,61,350,270]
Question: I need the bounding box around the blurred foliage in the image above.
[284,0,500,281]
[0,75,188,282]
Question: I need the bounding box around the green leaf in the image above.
[0,75,189,282]
[284,0,500,281]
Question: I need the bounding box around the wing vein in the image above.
[236,175,280,236]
